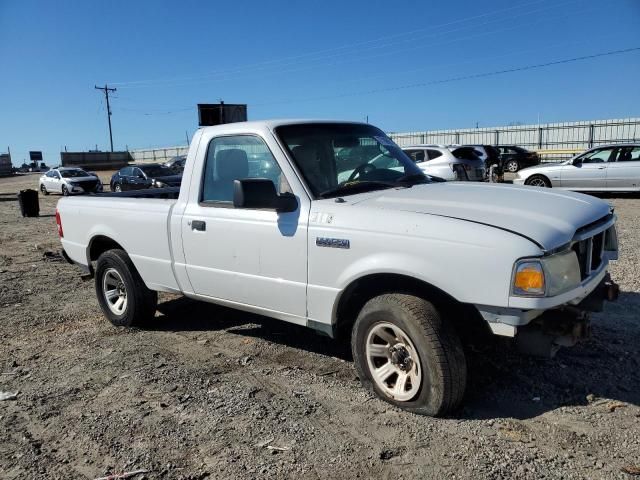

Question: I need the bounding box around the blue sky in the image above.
[1,0,639,165]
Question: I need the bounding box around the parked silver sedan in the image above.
[513,144,640,191]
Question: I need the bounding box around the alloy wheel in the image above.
[102,268,128,315]
[365,322,422,402]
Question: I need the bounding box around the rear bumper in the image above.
[61,248,93,279]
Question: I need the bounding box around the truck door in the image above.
[180,134,308,323]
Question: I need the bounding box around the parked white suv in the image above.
[39,167,103,196]
[403,145,485,181]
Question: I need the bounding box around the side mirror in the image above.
[233,178,298,213]
[137,174,145,179]
[573,157,582,166]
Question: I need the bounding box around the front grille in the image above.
[76,180,99,191]
[572,231,605,280]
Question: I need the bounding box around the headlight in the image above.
[512,250,581,297]
[541,250,581,296]
[152,180,167,188]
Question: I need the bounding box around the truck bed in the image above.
[58,192,180,293]
[96,187,180,199]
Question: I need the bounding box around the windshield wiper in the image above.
[318,181,396,199]
[395,173,429,185]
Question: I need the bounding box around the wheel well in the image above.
[333,273,485,340]
[88,236,125,262]
[526,174,551,187]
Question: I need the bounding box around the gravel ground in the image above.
[1,173,639,480]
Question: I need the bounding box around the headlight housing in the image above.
[512,250,581,297]
[152,180,167,188]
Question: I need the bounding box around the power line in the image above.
[253,47,640,106]
[116,46,639,114]
[108,0,565,88]
[94,84,117,151]
[108,0,591,93]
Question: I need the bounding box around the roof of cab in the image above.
[197,119,369,133]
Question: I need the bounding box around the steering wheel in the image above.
[347,163,376,182]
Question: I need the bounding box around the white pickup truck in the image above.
[57,120,619,416]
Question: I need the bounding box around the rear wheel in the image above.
[505,159,520,172]
[40,184,49,195]
[95,249,157,327]
[525,174,551,188]
[351,294,467,416]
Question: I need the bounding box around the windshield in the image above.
[60,169,90,178]
[140,165,174,177]
[276,123,427,197]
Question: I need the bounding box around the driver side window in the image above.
[581,148,613,163]
[201,135,287,203]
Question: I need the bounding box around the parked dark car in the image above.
[463,145,501,171]
[496,145,540,173]
[110,164,182,192]
[164,155,187,173]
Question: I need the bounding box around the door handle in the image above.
[191,220,206,231]
[596,166,605,169]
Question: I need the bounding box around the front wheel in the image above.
[40,184,49,195]
[351,294,467,416]
[505,159,520,172]
[114,183,122,192]
[61,185,69,196]
[525,174,551,188]
[95,249,157,327]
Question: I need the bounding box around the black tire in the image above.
[114,183,122,192]
[40,184,49,196]
[351,294,467,416]
[95,249,157,327]
[525,174,551,188]
[62,185,69,196]
[505,159,520,173]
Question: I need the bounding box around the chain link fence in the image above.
[129,146,189,164]
[388,118,640,162]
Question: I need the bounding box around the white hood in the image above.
[351,182,611,250]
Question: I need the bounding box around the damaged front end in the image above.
[515,274,619,357]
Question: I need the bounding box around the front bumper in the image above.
[68,183,103,194]
[478,270,619,337]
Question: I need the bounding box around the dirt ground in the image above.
[1,172,639,480]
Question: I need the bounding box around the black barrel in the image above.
[17,189,39,217]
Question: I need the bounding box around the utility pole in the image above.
[95,84,117,151]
